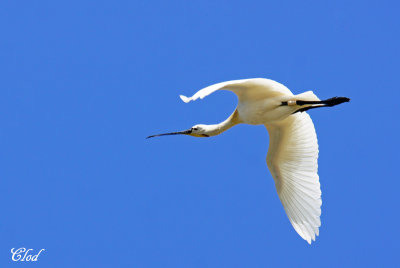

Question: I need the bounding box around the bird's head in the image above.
[147,124,215,139]
[188,124,211,137]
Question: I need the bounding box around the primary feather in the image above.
[265,112,321,244]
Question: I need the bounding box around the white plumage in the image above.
[148,78,349,244]
[266,112,321,244]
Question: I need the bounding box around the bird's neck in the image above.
[208,109,241,136]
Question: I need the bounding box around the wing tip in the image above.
[304,225,320,244]
[179,95,191,103]
[293,222,319,244]
[303,233,315,245]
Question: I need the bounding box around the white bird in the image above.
[147,78,349,244]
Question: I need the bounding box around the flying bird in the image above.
[147,78,349,244]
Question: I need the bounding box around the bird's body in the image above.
[181,78,322,127]
[148,78,349,244]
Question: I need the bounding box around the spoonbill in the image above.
[147,78,349,244]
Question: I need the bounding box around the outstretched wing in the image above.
[180,78,293,103]
[265,112,321,244]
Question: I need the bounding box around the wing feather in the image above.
[265,112,321,244]
[180,78,293,103]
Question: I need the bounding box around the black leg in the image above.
[292,105,324,114]
[322,97,350,106]
[294,97,350,107]
[280,96,350,114]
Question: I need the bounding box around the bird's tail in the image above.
[295,91,320,102]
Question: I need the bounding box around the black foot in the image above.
[323,96,350,107]
[289,96,350,114]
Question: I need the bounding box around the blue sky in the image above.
[1,0,399,267]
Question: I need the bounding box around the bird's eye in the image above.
[192,127,198,131]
